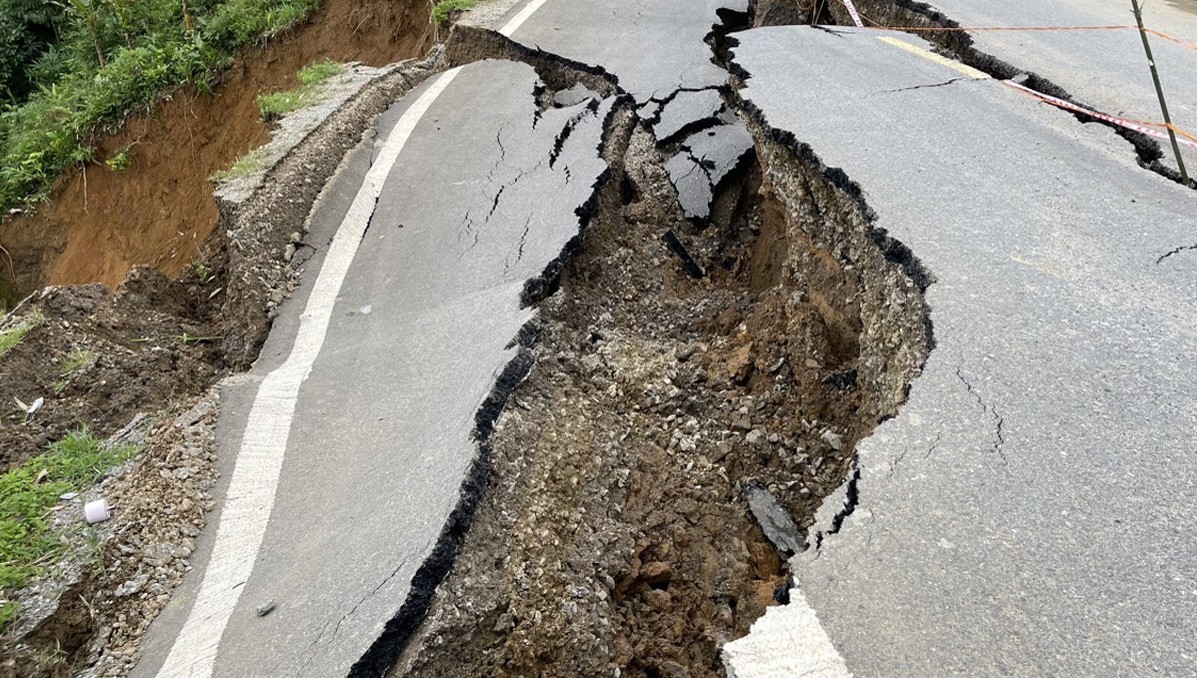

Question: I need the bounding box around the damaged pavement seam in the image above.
[872,76,969,95]
[1155,242,1197,264]
[955,366,1008,467]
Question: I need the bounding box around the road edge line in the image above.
[723,585,854,678]
[153,67,462,678]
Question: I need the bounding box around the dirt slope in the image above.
[0,0,433,297]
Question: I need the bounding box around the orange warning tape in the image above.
[835,0,1197,54]
[828,0,1197,153]
[1003,81,1197,150]
[1145,28,1197,53]
[1168,123,1197,145]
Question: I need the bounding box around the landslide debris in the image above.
[0,271,220,472]
[392,76,930,674]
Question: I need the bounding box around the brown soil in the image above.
[0,269,221,471]
[0,0,433,297]
[396,108,929,676]
[0,52,442,676]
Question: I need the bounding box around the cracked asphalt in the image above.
[127,0,1197,675]
[909,0,1197,174]
[731,25,1197,676]
[132,58,617,677]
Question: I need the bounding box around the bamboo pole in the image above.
[1131,0,1189,184]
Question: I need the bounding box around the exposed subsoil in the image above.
[0,269,219,472]
[0,0,434,299]
[393,69,930,674]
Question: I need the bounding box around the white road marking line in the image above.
[877,35,990,80]
[498,0,551,36]
[155,67,462,678]
[722,586,854,678]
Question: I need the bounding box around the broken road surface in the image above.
[133,58,616,677]
[725,26,1197,676]
[897,0,1197,172]
[130,0,1197,676]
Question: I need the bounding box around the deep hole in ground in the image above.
[0,0,435,308]
[388,27,931,675]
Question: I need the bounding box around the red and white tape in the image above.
[1003,80,1197,150]
[840,0,864,27]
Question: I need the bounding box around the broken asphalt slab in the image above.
[501,0,754,218]
[131,58,616,678]
[665,112,754,219]
[726,26,1197,676]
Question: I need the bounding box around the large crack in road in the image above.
[368,8,931,676]
[813,0,1196,191]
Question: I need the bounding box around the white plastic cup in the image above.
[84,499,112,524]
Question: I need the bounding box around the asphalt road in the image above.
[131,0,757,671]
[131,0,1197,675]
[727,25,1197,676]
[909,0,1197,173]
[133,58,616,677]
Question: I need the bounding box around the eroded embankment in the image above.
[0,55,442,678]
[0,0,434,306]
[387,23,931,678]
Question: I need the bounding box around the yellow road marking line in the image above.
[877,35,991,79]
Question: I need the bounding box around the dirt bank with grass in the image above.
[0,0,433,299]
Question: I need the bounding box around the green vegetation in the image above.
[0,308,42,356]
[0,599,17,629]
[432,0,477,27]
[53,347,96,394]
[0,429,139,628]
[256,58,342,121]
[209,146,269,182]
[297,58,340,86]
[0,0,326,215]
[191,258,211,282]
[105,145,132,171]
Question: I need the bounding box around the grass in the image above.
[0,600,17,629]
[190,258,211,283]
[0,0,326,215]
[0,308,43,357]
[209,146,269,182]
[255,58,342,121]
[297,59,341,86]
[0,429,139,629]
[432,0,477,27]
[52,347,96,394]
[105,146,132,171]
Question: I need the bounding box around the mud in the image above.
[0,0,434,300]
[392,59,930,674]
